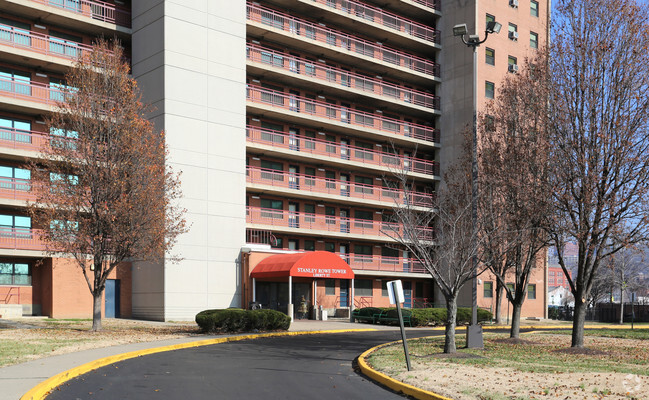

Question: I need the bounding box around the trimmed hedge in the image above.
[353,307,384,319]
[354,307,492,327]
[196,308,291,333]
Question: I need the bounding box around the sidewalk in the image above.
[0,319,390,400]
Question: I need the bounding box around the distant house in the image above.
[549,286,574,307]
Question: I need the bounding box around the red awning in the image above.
[250,251,354,279]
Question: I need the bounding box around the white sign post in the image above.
[388,280,411,371]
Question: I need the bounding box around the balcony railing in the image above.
[247,166,434,207]
[408,0,440,11]
[337,253,427,273]
[247,44,440,110]
[246,126,439,175]
[0,177,35,201]
[28,0,132,27]
[0,77,64,106]
[0,23,96,61]
[0,227,47,251]
[247,3,439,78]
[0,127,52,152]
[307,0,439,43]
[247,86,440,143]
[246,206,433,240]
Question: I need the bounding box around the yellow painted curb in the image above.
[20,328,376,400]
[357,340,453,400]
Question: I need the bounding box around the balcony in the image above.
[247,166,434,207]
[0,177,35,203]
[0,227,47,251]
[27,0,131,28]
[246,85,439,144]
[338,253,427,274]
[0,23,96,64]
[246,126,438,176]
[247,43,439,114]
[0,127,50,154]
[0,77,63,112]
[303,0,439,45]
[246,2,439,80]
[246,206,433,241]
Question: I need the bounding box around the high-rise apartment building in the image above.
[0,0,548,321]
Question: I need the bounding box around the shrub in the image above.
[195,308,291,333]
[353,306,493,327]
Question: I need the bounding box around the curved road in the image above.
[47,330,440,400]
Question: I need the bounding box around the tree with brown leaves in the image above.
[28,39,187,331]
[548,0,649,347]
[479,52,552,338]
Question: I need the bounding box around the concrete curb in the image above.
[357,340,453,400]
[20,328,377,400]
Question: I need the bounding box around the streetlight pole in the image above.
[453,20,501,349]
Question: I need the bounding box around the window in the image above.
[324,242,335,252]
[0,262,30,285]
[484,281,493,298]
[50,127,78,149]
[325,171,336,189]
[304,167,315,187]
[528,284,537,300]
[485,81,495,99]
[354,210,373,229]
[381,281,389,297]
[49,77,75,102]
[260,198,283,218]
[303,130,316,150]
[508,56,518,73]
[49,172,78,193]
[0,165,30,191]
[304,240,315,251]
[485,115,496,132]
[324,134,336,153]
[508,23,518,41]
[530,0,539,17]
[0,67,30,96]
[260,121,284,143]
[0,214,31,238]
[304,203,315,223]
[485,48,495,65]
[0,117,31,144]
[354,175,373,195]
[260,160,283,181]
[354,141,374,160]
[354,279,373,296]
[260,50,283,68]
[354,244,372,255]
[261,83,284,106]
[288,239,298,250]
[325,279,335,295]
[50,219,79,240]
[506,283,514,294]
[0,17,30,47]
[530,31,539,49]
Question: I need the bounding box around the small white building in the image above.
[548,286,574,307]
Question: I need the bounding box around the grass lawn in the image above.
[368,331,649,376]
[547,328,649,340]
[0,338,92,367]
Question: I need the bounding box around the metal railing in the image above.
[247,43,440,110]
[0,77,65,106]
[28,0,132,27]
[247,166,434,207]
[0,227,47,251]
[247,85,440,143]
[0,287,21,304]
[246,125,438,175]
[408,0,440,11]
[245,228,277,245]
[307,0,439,43]
[246,206,433,240]
[0,23,96,61]
[0,177,35,201]
[339,253,427,273]
[354,296,372,308]
[247,2,439,77]
[0,127,51,151]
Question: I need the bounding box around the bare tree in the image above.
[383,139,481,353]
[548,0,649,347]
[479,52,552,338]
[28,39,187,331]
[602,247,646,323]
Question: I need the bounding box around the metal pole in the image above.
[467,43,484,349]
[392,282,411,371]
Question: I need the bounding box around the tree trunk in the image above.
[571,299,587,348]
[495,283,504,324]
[619,289,624,324]
[444,296,458,353]
[510,301,523,339]
[92,291,102,331]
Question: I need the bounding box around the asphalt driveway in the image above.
[46,330,439,400]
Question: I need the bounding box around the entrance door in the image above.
[289,128,299,151]
[289,166,299,189]
[105,279,120,318]
[256,281,289,313]
[340,209,349,233]
[339,243,349,263]
[339,280,349,307]
[340,139,349,159]
[402,281,412,308]
[289,90,300,111]
[292,282,312,320]
[289,202,299,228]
[340,174,349,197]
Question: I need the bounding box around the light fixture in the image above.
[486,21,502,34]
[453,23,468,36]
